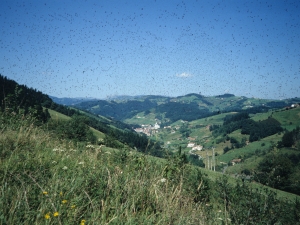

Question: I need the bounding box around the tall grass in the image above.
[0,122,213,224]
[1,113,299,224]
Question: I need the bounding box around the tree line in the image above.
[212,112,283,142]
[0,74,166,157]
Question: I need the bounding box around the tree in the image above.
[223,146,230,154]
[281,131,294,147]
[255,154,293,190]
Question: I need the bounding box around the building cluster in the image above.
[134,122,160,136]
[187,142,203,151]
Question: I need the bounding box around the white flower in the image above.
[62,166,68,170]
[78,161,84,165]
[160,178,167,183]
[52,161,57,164]
[86,145,95,149]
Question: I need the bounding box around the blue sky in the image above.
[1,0,299,99]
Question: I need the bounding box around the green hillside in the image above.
[128,103,300,195]
[71,93,299,127]
[1,102,300,224]
[1,75,300,224]
[47,108,106,140]
[48,108,71,121]
[52,88,300,196]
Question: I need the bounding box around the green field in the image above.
[48,108,106,140]
[48,108,71,121]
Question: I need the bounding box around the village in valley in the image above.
[132,102,300,171]
[134,117,204,154]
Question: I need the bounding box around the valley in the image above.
[1,75,300,224]
[58,93,300,196]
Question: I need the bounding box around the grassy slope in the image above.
[48,108,71,121]
[1,110,299,224]
[271,107,300,130]
[218,107,300,175]
[124,111,157,125]
[48,106,300,199]
[148,106,300,175]
[48,108,105,140]
[124,106,300,202]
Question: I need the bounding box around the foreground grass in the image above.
[1,116,300,224]
[0,125,210,224]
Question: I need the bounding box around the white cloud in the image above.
[176,72,192,78]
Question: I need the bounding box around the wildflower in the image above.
[78,161,84,165]
[71,205,76,209]
[62,199,67,204]
[160,178,167,183]
[60,191,63,196]
[81,219,86,225]
[43,191,48,195]
[53,212,59,217]
[86,144,95,149]
[62,166,68,170]
[45,213,50,219]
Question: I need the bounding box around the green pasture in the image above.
[48,108,71,121]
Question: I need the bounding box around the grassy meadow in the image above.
[0,117,208,224]
[1,111,300,224]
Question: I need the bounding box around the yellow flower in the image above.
[80,219,86,225]
[71,205,76,209]
[60,191,63,196]
[53,212,59,217]
[44,213,50,219]
[43,191,48,195]
[62,199,67,204]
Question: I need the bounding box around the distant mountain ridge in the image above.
[50,96,100,105]
[64,93,299,125]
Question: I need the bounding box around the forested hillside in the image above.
[69,93,299,126]
[207,109,300,195]
[0,75,162,155]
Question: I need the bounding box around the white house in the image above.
[192,145,203,151]
[153,122,160,129]
[187,143,195,148]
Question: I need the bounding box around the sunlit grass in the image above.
[0,124,211,224]
[48,108,71,121]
